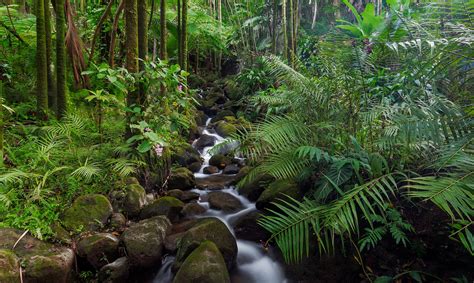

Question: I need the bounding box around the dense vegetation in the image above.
[0,0,472,282]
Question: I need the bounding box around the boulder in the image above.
[237,174,274,202]
[223,164,240,175]
[50,223,72,245]
[164,233,185,252]
[182,203,207,217]
[194,134,217,150]
[0,228,75,283]
[109,184,147,217]
[233,166,252,185]
[173,241,230,283]
[256,179,300,210]
[187,161,202,173]
[168,189,184,199]
[122,216,171,268]
[175,218,237,270]
[208,192,243,212]
[99,257,130,283]
[215,120,237,137]
[168,167,196,190]
[0,249,20,283]
[139,197,184,222]
[77,233,120,269]
[209,154,232,169]
[62,194,113,232]
[210,110,235,124]
[195,110,208,127]
[203,166,219,174]
[171,144,201,167]
[233,211,270,242]
[109,213,127,229]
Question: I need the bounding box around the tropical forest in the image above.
[0,0,473,281]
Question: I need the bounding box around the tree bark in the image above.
[88,0,114,64]
[109,0,125,67]
[45,0,56,112]
[180,0,188,71]
[159,0,167,60]
[36,0,48,118]
[56,0,67,118]
[282,0,288,62]
[272,0,278,54]
[125,0,139,105]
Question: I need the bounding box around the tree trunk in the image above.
[56,0,67,118]
[108,0,125,67]
[36,0,48,118]
[45,0,56,112]
[288,0,294,65]
[125,0,139,121]
[177,0,181,65]
[272,0,278,54]
[138,0,147,103]
[0,81,4,167]
[282,0,288,62]
[180,0,188,71]
[217,0,222,72]
[160,0,167,60]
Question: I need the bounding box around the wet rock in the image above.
[164,232,185,252]
[139,196,184,222]
[194,134,217,150]
[62,194,113,232]
[109,213,127,229]
[109,184,147,217]
[196,174,235,189]
[182,203,207,217]
[256,179,300,210]
[50,223,72,244]
[208,192,243,212]
[0,228,75,283]
[99,257,130,283]
[210,110,235,124]
[195,110,208,126]
[175,218,237,270]
[233,211,270,242]
[0,249,20,283]
[223,164,240,175]
[173,241,230,283]
[180,191,200,202]
[122,216,171,268]
[233,166,252,185]
[168,189,184,199]
[203,165,219,174]
[214,140,240,155]
[171,144,201,167]
[237,174,274,202]
[77,233,120,269]
[187,161,202,173]
[215,120,238,137]
[209,154,232,169]
[146,193,155,203]
[168,167,196,190]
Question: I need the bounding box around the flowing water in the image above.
[153,118,287,283]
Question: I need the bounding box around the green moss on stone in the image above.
[0,249,20,283]
[62,194,113,233]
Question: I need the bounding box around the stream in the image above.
[153,118,287,283]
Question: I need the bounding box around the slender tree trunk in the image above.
[36,0,48,118]
[56,0,67,118]
[272,0,278,54]
[138,0,147,103]
[282,0,288,62]
[333,0,340,21]
[288,0,294,65]
[160,0,167,60]
[125,0,139,108]
[177,0,181,65]
[0,81,4,167]
[217,0,222,73]
[45,0,56,112]
[181,0,188,71]
[109,0,125,67]
[88,0,114,64]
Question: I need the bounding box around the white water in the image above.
[154,116,287,283]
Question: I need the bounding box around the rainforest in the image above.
[0,0,473,282]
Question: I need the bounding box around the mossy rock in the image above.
[215,120,238,137]
[62,194,113,233]
[237,173,274,202]
[175,218,237,270]
[139,196,185,222]
[122,184,147,217]
[210,110,235,124]
[256,179,300,210]
[168,167,196,190]
[173,241,230,283]
[122,216,171,268]
[171,144,201,167]
[208,192,243,212]
[99,257,130,283]
[209,154,232,169]
[0,249,20,283]
[77,233,120,269]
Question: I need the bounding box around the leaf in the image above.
[137,140,152,153]
[374,276,393,283]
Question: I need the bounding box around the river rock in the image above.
[223,164,240,174]
[209,154,232,169]
[194,134,217,150]
[0,249,20,283]
[172,144,201,167]
[173,241,230,283]
[122,216,171,268]
[237,173,274,202]
[164,232,185,252]
[210,110,235,124]
[109,213,127,229]
[195,110,208,126]
[256,179,300,210]
[109,183,147,217]
[168,167,196,190]
[233,211,270,242]
[175,218,237,270]
[203,165,219,174]
[180,191,200,202]
[77,233,120,269]
[168,189,184,199]
[62,194,113,232]
[215,120,237,137]
[139,196,184,222]
[99,257,130,283]
[208,192,243,212]
[182,203,207,217]
[187,161,202,173]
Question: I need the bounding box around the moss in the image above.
[0,249,20,283]
[256,179,299,209]
[139,196,185,221]
[62,194,113,233]
[168,167,196,190]
[173,241,230,283]
[215,121,237,137]
[210,110,235,124]
[209,154,232,169]
[123,184,147,217]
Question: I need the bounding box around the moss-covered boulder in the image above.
[109,183,148,217]
[256,179,300,210]
[109,213,127,229]
[208,192,243,212]
[237,173,274,202]
[187,161,202,173]
[122,216,171,268]
[171,144,201,167]
[62,194,113,232]
[181,203,207,217]
[99,257,130,283]
[77,233,120,269]
[168,167,196,190]
[175,218,237,270]
[210,110,235,124]
[203,165,219,174]
[180,191,200,202]
[223,164,240,175]
[214,116,251,138]
[194,134,217,150]
[0,228,75,283]
[173,241,230,283]
[215,120,238,137]
[0,249,20,283]
[209,154,232,169]
[139,196,184,222]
